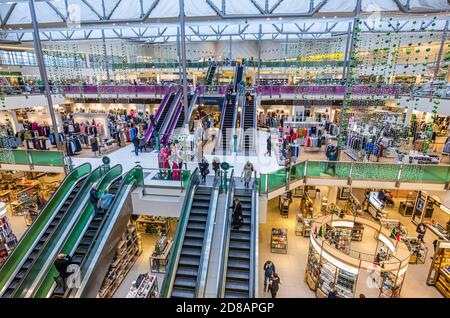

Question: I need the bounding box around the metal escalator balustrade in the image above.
[32,164,123,298]
[0,163,92,296]
[206,63,217,85]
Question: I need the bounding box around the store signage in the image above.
[440,204,450,215]
[331,221,354,228]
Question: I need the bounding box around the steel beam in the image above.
[179,0,189,127]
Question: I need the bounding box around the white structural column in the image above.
[257,24,262,85]
[28,0,61,150]
[179,0,189,126]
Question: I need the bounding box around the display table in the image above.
[126,273,158,298]
[271,228,288,254]
[368,192,388,220]
[426,223,449,241]
[150,239,173,274]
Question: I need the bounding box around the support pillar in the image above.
[179,0,189,126]
[257,24,262,86]
[328,186,338,205]
[28,0,61,150]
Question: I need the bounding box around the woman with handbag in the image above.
[268,273,281,298]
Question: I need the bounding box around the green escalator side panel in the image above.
[79,166,144,280]
[161,169,199,298]
[0,163,92,292]
[33,165,123,298]
[11,165,105,298]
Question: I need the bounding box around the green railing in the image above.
[259,160,450,194]
[161,168,199,297]
[9,165,105,298]
[112,61,209,70]
[33,164,123,298]
[0,150,64,166]
[247,60,346,68]
[0,163,91,294]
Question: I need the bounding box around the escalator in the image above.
[220,179,257,298]
[0,163,92,297]
[31,165,124,298]
[175,92,197,129]
[144,89,173,143]
[242,94,256,153]
[205,62,217,85]
[234,65,244,91]
[155,93,176,134]
[220,94,237,153]
[170,186,212,298]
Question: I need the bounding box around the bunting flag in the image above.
[318,225,323,238]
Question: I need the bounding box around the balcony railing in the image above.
[0,149,65,166]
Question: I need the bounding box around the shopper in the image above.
[263,260,276,292]
[54,253,76,291]
[98,189,115,214]
[90,135,99,157]
[265,136,272,157]
[416,222,427,242]
[231,198,243,231]
[132,134,140,156]
[327,285,336,298]
[90,186,100,213]
[139,134,146,153]
[241,161,254,188]
[325,143,338,176]
[199,158,209,183]
[212,157,220,176]
[268,273,281,298]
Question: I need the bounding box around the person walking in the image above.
[90,135,99,157]
[132,134,140,156]
[212,157,220,176]
[231,198,243,231]
[263,260,276,292]
[54,253,76,291]
[416,222,427,242]
[98,189,115,214]
[89,186,100,214]
[268,273,281,298]
[241,161,254,188]
[265,136,272,157]
[199,158,209,183]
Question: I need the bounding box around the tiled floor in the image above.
[258,191,444,298]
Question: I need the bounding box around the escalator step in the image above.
[75,246,88,255]
[171,288,195,298]
[186,222,206,231]
[183,238,203,248]
[232,225,251,233]
[229,241,250,250]
[190,208,208,215]
[189,214,207,222]
[80,238,93,246]
[174,276,196,289]
[227,259,250,270]
[52,286,65,296]
[224,291,248,298]
[2,289,14,298]
[225,280,249,292]
[176,266,199,277]
[178,256,200,267]
[228,250,250,260]
[194,194,210,201]
[72,255,84,265]
[191,201,209,208]
[230,232,251,241]
[185,229,204,239]
[180,247,202,257]
[226,269,250,281]
[84,230,97,238]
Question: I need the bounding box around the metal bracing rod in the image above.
[342,21,353,81]
[176,27,182,84]
[257,24,262,85]
[28,0,61,151]
[101,29,110,81]
[179,0,189,127]
[433,19,449,81]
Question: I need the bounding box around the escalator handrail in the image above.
[161,168,200,297]
[6,164,105,298]
[205,63,213,85]
[72,166,144,297]
[251,94,257,149]
[239,93,246,149]
[218,169,235,297]
[187,89,199,123]
[0,162,92,293]
[144,88,174,143]
[32,164,123,298]
[163,95,184,144]
[249,170,258,298]
[231,92,240,146]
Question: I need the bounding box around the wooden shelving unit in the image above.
[97,224,142,298]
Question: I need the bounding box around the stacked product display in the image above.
[150,235,173,273]
[335,269,357,298]
[401,237,428,264]
[0,202,17,267]
[97,224,142,298]
[305,245,320,290]
[380,272,403,298]
[428,241,450,298]
[271,228,288,254]
[136,215,171,235]
[126,273,158,298]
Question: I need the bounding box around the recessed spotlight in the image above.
[266,18,270,21]
[334,16,337,19]
[278,17,282,20]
